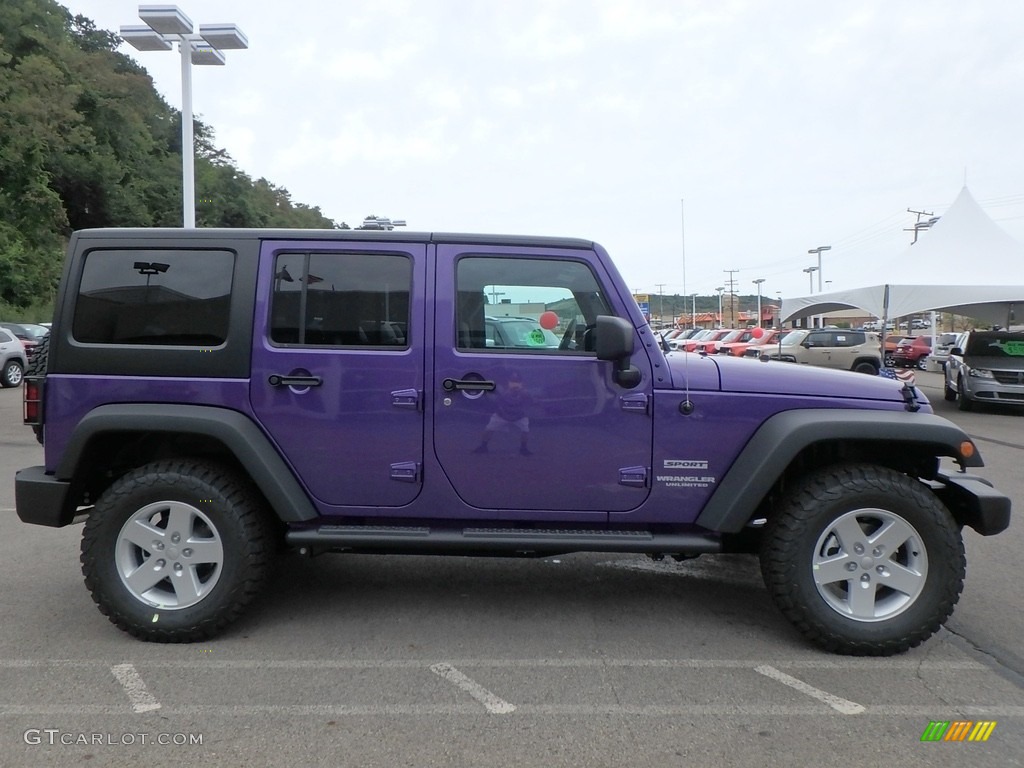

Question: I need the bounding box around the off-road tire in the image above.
[24,333,49,442]
[24,332,49,377]
[760,463,964,656]
[81,460,278,642]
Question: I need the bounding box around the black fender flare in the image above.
[695,408,982,533]
[57,403,318,523]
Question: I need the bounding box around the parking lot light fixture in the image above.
[808,245,831,293]
[120,5,248,228]
[752,278,765,328]
[803,266,818,293]
[716,287,725,328]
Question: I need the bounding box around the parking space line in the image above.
[755,664,865,715]
[429,663,515,714]
[110,663,161,713]
[4,704,1022,717]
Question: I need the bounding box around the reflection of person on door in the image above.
[473,372,532,456]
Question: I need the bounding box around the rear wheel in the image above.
[760,463,964,655]
[81,460,278,642]
[852,361,879,375]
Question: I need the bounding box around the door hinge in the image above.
[390,461,421,483]
[619,466,649,488]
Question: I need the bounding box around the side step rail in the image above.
[286,525,722,557]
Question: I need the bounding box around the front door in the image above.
[250,240,425,509]
[431,245,653,518]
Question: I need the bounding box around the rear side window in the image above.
[270,251,411,347]
[73,249,234,346]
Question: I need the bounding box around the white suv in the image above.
[0,327,27,387]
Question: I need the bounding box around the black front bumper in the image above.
[935,473,1012,536]
[15,465,78,528]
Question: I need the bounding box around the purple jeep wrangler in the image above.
[16,229,1010,654]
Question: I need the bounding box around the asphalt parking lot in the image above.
[1,372,1021,768]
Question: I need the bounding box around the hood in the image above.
[664,351,930,408]
[962,355,1024,372]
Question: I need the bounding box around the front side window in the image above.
[73,249,234,345]
[455,256,611,353]
[270,251,411,347]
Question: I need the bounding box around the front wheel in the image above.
[81,460,278,642]
[956,376,973,411]
[1,359,23,387]
[759,464,964,655]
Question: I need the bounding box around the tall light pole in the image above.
[808,245,831,294]
[120,6,248,228]
[752,278,765,328]
[802,267,818,327]
[803,266,818,293]
[691,293,697,329]
[716,286,725,328]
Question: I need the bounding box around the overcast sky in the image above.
[65,0,1024,302]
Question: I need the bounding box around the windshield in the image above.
[965,332,1024,358]
[779,330,806,346]
[490,319,560,348]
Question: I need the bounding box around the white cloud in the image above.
[66,0,1024,298]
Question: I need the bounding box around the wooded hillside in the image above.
[0,0,341,310]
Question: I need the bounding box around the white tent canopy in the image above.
[782,187,1024,328]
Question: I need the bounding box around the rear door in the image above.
[431,244,654,519]
[250,240,425,508]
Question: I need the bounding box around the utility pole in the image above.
[722,269,739,327]
[656,283,666,325]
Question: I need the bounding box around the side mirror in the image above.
[594,315,642,389]
[950,347,963,356]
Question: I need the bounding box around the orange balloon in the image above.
[539,311,559,330]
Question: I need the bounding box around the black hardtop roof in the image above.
[72,228,597,250]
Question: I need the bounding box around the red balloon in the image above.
[751,327,765,339]
[539,311,559,330]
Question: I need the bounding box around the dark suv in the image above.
[16,228,1010,655]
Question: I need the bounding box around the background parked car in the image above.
[892,335,932,369]
[0,327,28,387]
[943,330,1024,411]
[930,332,959,369]
[719,328,782,356]
[484,316,561,349]
[0,322,49,360]
[683,328,732,352]
[757,328,881,374]
[882,335,915,366]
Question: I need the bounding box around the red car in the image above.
[892,335,932,369]
[719,328,782,356]
[683,328,733,353]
